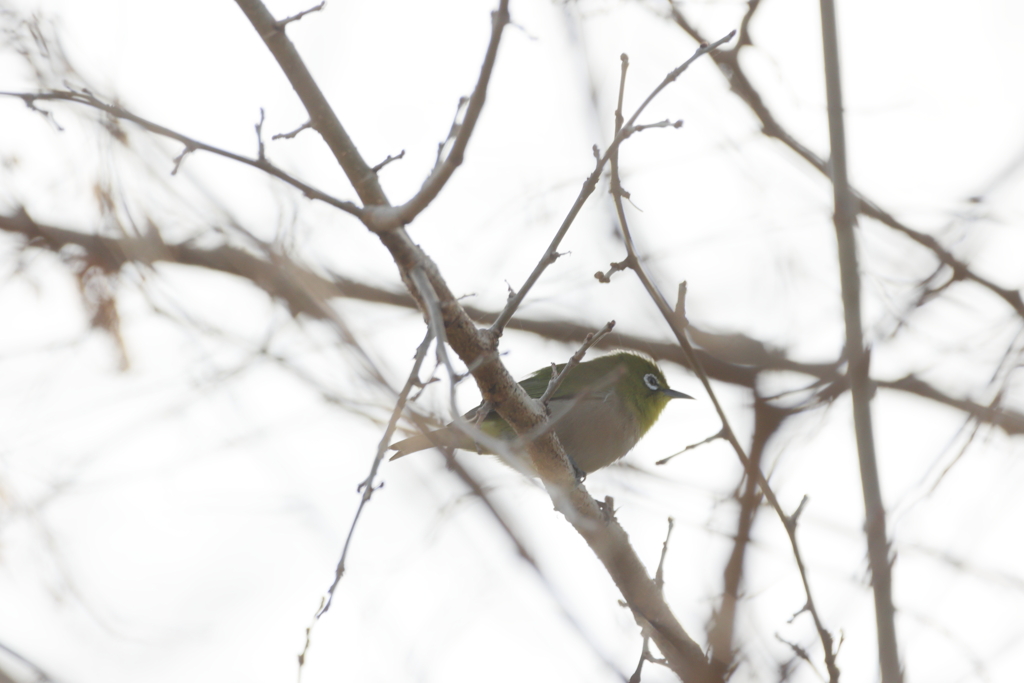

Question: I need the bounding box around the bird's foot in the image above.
[568,455,587,483]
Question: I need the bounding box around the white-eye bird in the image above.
[389,352,693,474]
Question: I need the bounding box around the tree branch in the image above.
[230,2,713,678]
[6,209,1023,440]
[489,30,736,336]
[605,46,840,683]
[819,2,900,679]
[0,89,364,217]
[234,0,387,207]
[360,2,511,231]
[665,1,1024,320]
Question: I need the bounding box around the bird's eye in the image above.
[644,373,660,391]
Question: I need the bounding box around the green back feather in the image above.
[517,352,674,433]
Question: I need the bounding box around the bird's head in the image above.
[612,353,693,434]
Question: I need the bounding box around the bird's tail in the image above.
[388,428,470,460]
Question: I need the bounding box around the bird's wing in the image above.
[518,357,624,401]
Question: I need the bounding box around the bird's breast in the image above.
[548,393,642,473]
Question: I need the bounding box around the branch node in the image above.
[275,1,326,30]
[434,97,470,169]
[791,494,810,525]
[656,427,725,465]
[272,120,312,140]
[594,259,630,284]
[371,149,406,173]
[674,281,689,328]
[255,108,267,162]
[171,144,197,175]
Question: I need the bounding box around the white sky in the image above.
[1,0,1024,682]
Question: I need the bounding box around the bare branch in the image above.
[272,120,312,140]
[234,0,387,206]
[707,399,789,679]
[539,320,616,404]
[656,428,726,465]
[594,258,629,284]
[622,118,684,136]
[666,1,1024,321]
[7,211,1023,439]
[275,1,325,29]
[317,329,434,617]
[630,517,676,683]
[170,143,196,175]
[775,634,825,682]
[820,1,899,678]
[254,107,267,161]
[359,2,511,231]
[0,89,364,216]
[489,32,734,335]
[297,329,434,674]
[371,149,406,174]
[606,45,840,683]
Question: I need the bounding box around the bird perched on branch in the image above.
[389,352,692,474]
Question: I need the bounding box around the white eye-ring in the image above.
[644,373,660,391]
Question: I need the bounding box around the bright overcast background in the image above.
[1,0,1024,682]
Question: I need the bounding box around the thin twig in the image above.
[630,517,676,683]
[666,0,1024,321]
[623,118,684,136]
[316,328,434,618]
[371,150,406,173]
[595,259,629,283]
[359,1,511,231]
[488,31,735,335]
[272,120,312,140]
[776,634,826,683]
[434,97,469,168]
[539,320,616,404]
[255,107,267,161]
[234,0,387,206]
[656,428,726,465]
[275,0,325,29]
[707,399,788,679]
[0,90,363,217]
[297,330,434,679]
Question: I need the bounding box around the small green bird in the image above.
[389,352,693,474]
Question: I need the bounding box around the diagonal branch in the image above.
[0,89,364,217]
[606,48,840,683]
[232,2,713,679]
[234,0,387,206]
[361,2,510,231]
[665,1,1024,320]
[489,30,736,335]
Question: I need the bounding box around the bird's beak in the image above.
[661,388,694,400]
